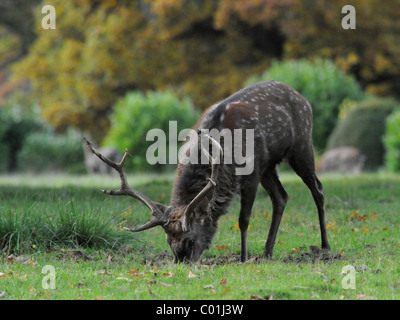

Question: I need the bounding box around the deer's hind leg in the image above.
[238,184,259,262]
[288,144,331,251]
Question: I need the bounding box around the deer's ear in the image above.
[193,198,210,220]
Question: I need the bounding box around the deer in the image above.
[84,80,331,263]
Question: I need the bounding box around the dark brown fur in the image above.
[164,80,331,262]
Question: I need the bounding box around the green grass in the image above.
[1,172,400,300]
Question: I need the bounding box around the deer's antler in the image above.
[83,138,169,231]
[181,133,223,231]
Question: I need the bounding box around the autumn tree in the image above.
[283,0,400,98]
[13,0,294,140]
[11,0,400,140]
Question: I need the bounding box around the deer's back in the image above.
[200,80,313,169]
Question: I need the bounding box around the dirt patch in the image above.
[118,246,344,266]
[200,246,344,265]
[200,255,242,265]
[282,246,344,264]
[59,249,94,262]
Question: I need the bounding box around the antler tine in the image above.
[181,133,223,231]
[201,133,223,184]
[83,138,165,221]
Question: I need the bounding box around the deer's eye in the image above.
[188,239,196,247]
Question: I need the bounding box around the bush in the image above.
[246,59,365,151]
[0,104,43,172]
[384,109,400,172]
[104,91,200,171]
[327,97,400,170]
[17,128,85,173]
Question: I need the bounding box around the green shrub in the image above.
[246,59,365,151]
[0,104,43,172]
[327,97,400,170]
[17,128,85,173]
[104,91,200,171]
[384,109,400,172]
[0,188,138,254]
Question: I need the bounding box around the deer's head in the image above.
[83,135,222,263]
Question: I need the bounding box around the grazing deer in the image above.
[84,80,331,263]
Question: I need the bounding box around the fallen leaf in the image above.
[349,212,367,221]
[127,269,139,276]
[327,221,337,232]
[222,288,231,295]
[95,269,112,275]
[158,281,172,287]
[162,271,173,277]
[231,222,240,231]
[230,222,251,231]
[188,271,197,279]
[116,277,133,282]
[220,278,227,286]
[203,284,215,290]
[215,244,229,250]
[3,253,14,264]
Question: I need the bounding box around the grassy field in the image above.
[1,172,400,300]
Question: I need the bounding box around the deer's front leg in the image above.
[260,169,288,258]
[238,186,258,262]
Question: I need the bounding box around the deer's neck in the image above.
[171,161,238,221]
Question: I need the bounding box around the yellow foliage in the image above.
[11,0,400,139]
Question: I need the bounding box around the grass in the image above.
[1,172,400,300]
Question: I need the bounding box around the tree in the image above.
[283,0,400,99]
[12,0,400,140]
[13,0,293,140]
